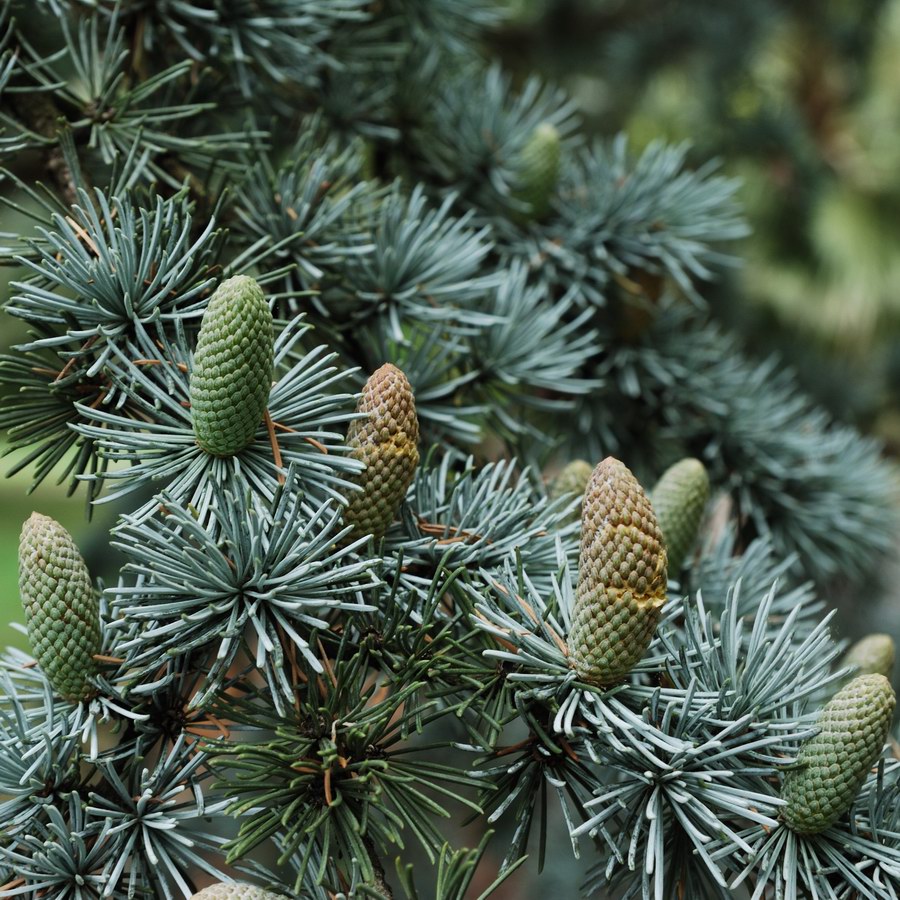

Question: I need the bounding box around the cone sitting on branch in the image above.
[567,457,668,686]
[650,457,710,574]
[343,363,420,542]
[781,673,895,834]
[513,121,562,220]
[839,633,895,679]
[18,512,100,701]
[550,459,593,500]
[550,459,593,523]
[190,275,275,457]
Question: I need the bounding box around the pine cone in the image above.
[550,459,593,523]
[568,457,667,686]
[191,885,285,900]
[781,674,895,835]
[513,122,561,220]
[190,275,275,457]
[839,634,895,679]
[18,513,100,701]
[650,457,710,573]
[344,364,419,541]
[549,459,593,501]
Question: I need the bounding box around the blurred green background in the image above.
[496,0,900,436]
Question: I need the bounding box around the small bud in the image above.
[840,633,894,679]
[513,122,562,220]
[781,674,895,835]
[19,513,100,701]
[190,275,275,457]
[344,364,420,541]
[568,457,667,686]
[650,457,710,573]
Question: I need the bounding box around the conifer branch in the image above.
[0,3,896,898]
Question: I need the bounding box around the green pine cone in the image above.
[840,633,895,679]
[549,459,593,501]
[344,364,420,541]
[190,275,275,457]
[567,457,668,686]
[513,122,561,220]
[781,674,896,835]
[550,459,594,524]
[19,513,100,701]
[650,457,710,573]
[191,885,285,900]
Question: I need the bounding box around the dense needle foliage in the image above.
[0,2,898,898]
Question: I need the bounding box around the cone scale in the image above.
[567,457,668,686]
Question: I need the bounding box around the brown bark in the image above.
[9,91,87,206]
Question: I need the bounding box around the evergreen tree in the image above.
[0,2,897,898]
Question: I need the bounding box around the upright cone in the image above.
[650,457,710,573]
[513,122,561,220]
[19,513,100,701]
[567,458,667,686]
[839,634,895,679]
[550,459,593,523]
[344,364,419,542]
[781,674,895,834]
[190,275,275,457]
[549,459,593,501]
